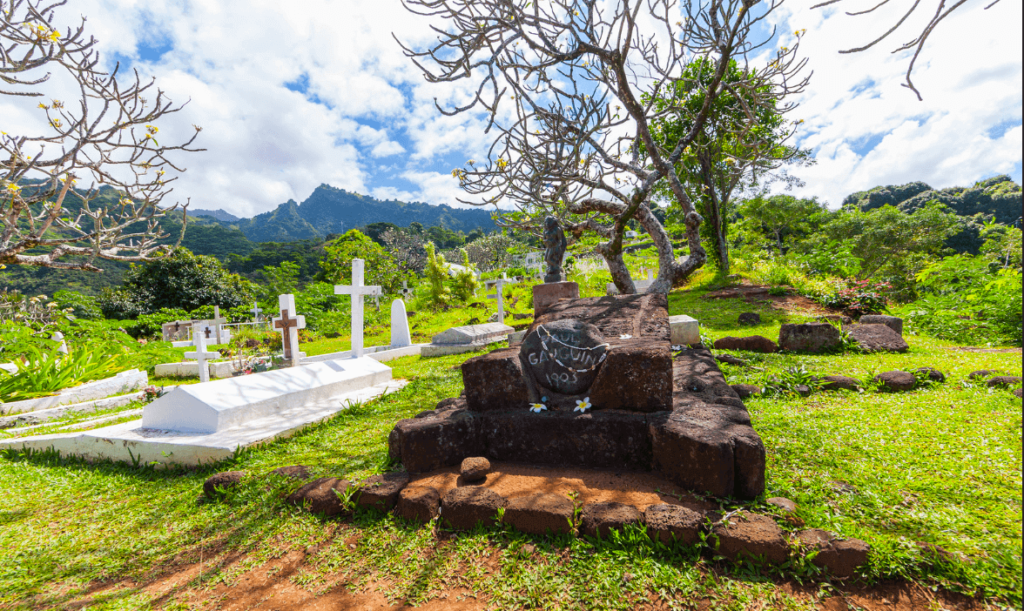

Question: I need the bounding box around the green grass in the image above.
[1,266,1021,609]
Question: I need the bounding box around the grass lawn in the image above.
[1,266,1020,609]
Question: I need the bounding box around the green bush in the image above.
[53,290,102,320]
[424,242,452,307]
[451,249,481,303]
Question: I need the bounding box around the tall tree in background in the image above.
[1,0,202,271]
[399,0,808,294]
[645,58,809,274]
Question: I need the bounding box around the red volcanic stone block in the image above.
[587,340,673,412]
[462,348,530,412]
[441,486,507,530]
[712,512,789,564]
[713,336,778,353]
[357,471,409,511]
[642,504,703,546]
[286,477,351,516]
[795,529,870,578]
[503,493,575,535]
[580,502,642,538]
[397,486,440,522]
[388,407,485,474]
[203,470,246,498]
[846,324,908,353]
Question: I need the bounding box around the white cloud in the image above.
[772,0,1022,207]
[3,0,1018,220]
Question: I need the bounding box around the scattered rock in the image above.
[357,471,410,511]
[716,354,747,367]
[396,486,440,522]
[642,504,702,545]
[858,315,903,336]
[846,324,909,353]
[987,376,1022,387]
[968,369,995,379]
[795,529,870,578]
[460,457,492,483]
[766,497,803,527]
[795,384,812,397]
[203,471,247,499]
[503,493,575,535]
[830,480,858,494]
[914,367,946,383]
[286,477,351,516]
[441,486,506,530]
[819,375,861,392]
[1014,388,1022,398]
[712,512,789,564]
[580,502,642,538]
[512,313,532,320]
[874,371,916,392]
[713,336,778,354]
[738,312,762,325]
[270,465,312,480]
[466,317,481,325]
[778,323,841,353]
[731,384,761,399]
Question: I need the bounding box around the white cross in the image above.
[400,281,415,300]
[211,306,227,345]
[487,277,514,323]
[334,258,381,358]
[273,294,306,367]
[184,325,221,383]
[251,301,263,322]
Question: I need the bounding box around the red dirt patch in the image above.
[701,284,833,316]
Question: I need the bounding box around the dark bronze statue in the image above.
[542,216,567,283]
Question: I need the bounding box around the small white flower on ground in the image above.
[529,403,547,413]
[619,334,632,339]
[671,345,682,350]
[574,397,592,413]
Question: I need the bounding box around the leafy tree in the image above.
[380,228,428,276]
[645,58,809,274]
[423,242,451,306]
[53,290,102,320]
[451,249,480,303]
[319,230,405,293]
[99,248,257,318]
[261,261,301,300]
[362,222,400,245]
[425,225,466,250]
[464,234,520,272]
[736,194,829,255]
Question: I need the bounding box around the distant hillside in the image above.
[204,184,496,242]
[189,208,240,222]
[843,175,1022,225]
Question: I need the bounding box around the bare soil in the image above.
[701,284,834,316]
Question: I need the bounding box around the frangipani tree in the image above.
[398,0,807,293]
[1,0,202,272]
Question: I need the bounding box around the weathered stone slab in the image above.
[643,503,702,545]
[713,336,777,353]
[712,512,789,564]
[778,323,841,353]
[387,402,486,473]
[533,281,579,317]
[462,349,530,412]
[846,324,908,353]
[503,493,575,535]
[430,323,514,345]
[532,293,671,342]
[581,502,642,538]
[586,340,673,412]
[669,315,700,345]
[441,486,506,530]
[858,315,903,336]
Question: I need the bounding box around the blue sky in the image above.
[3,0,1020,217]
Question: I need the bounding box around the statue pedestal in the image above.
[533,282,579,318]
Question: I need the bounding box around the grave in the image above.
[335,258,382,359]
[421,323,515,357]
[161,320,191,342]
[273,294,306,366]
[0,369,149,416]
[388,293,765,499]
[2,357,402,466]
[185,326,221,384]
[302,298,425,364]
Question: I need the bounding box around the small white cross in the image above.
[400,281,415,300]
[334,259,381,358]
[487,277,514,322]
[211,306,227,345]
[184,325,221,383]
[250,301,263,322]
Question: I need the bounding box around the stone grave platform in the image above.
[0,369,148,416]
[421,322,514,357]
[387,294,765,499]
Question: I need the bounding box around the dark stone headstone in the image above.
[779,323,841,353]
[846,324,909,353]
[520,319,608,396]
[713,335,778,353]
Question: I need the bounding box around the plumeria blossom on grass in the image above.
[619,334,633,339]
[529,403,547,413]
[574,397,592,413]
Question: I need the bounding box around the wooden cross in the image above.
[211,306,227,345]
[334,259,381,358]
[273,294,306,367]
[204,327,212,339]
[184,325,221,383]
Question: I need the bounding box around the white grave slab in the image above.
[421,323,514,357]
[0,369,148,416]
[334,259,382,359]
[669,315,700,346]
[390,299,412,348]
[143,357,392,434]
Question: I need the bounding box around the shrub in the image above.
[817,279,892,317]
[423,242,452,306]
[451,249,481,303]
[53,290,102,320]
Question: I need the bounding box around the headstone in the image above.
[486,277,514,323]
[250,302,263,322]
[390,299,412,348]
[625,230,639,239]
[52,331,69,355]
[184,325,221,383]
[334,259,382,359]
[162,320,190,342]
[273,294,306,367]
[520,319,609,395]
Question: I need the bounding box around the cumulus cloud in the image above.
[2,0,1018,218]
